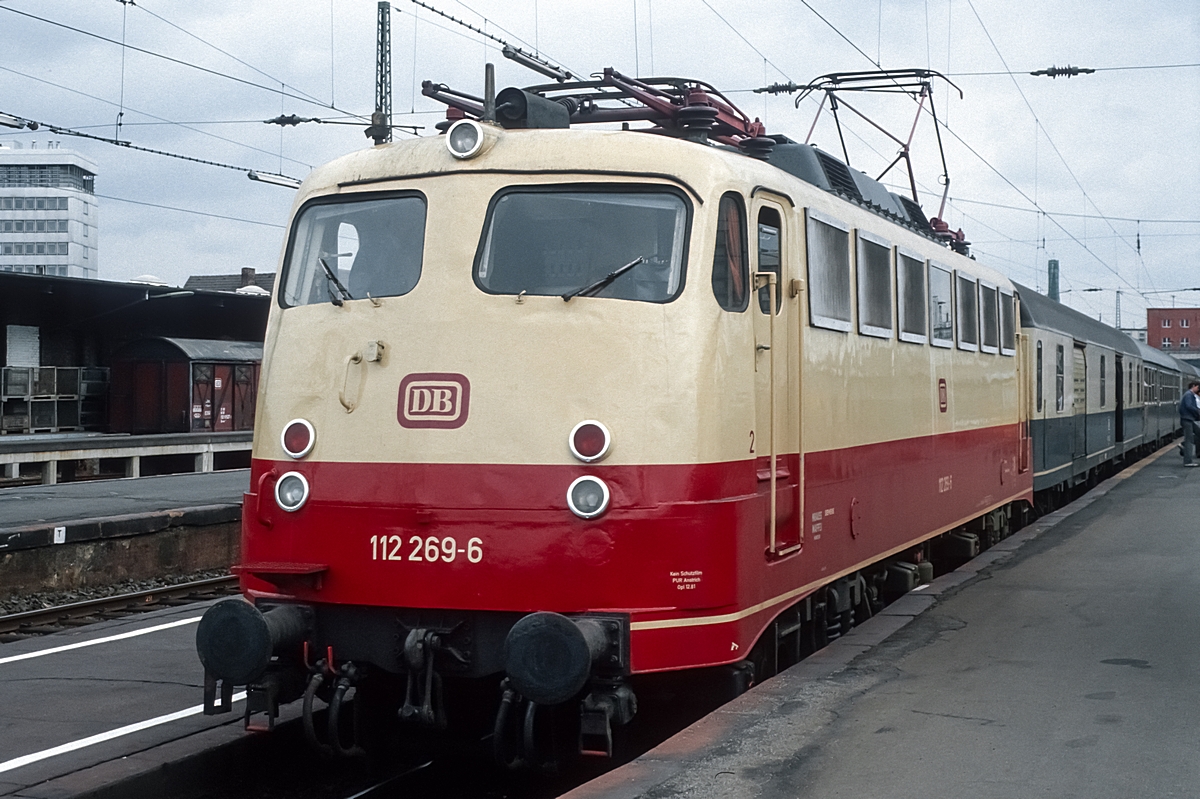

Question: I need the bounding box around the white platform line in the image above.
[0,617,202,665]
[0,692,246,774]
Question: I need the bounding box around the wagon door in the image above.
[1072,344,1087,460]
[1115,354,1125,443]
[752,199,801,557]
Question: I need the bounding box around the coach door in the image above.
[1072,344,1087,460]
[752,198,801,557]
[1115,354,1125,442]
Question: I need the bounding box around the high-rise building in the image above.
[0,141,98,278]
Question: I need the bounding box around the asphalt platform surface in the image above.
[0,602,255,798]
[566,443,1198,799]
[0,470,249,530]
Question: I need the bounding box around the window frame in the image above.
[999,289,1017,356]
[855,229,894,339]
[710,192,750,313]
[1100,354,1106,407]
[755,205,784,316]
[928,261,954,349]
[805,208,853,333]
[896,248,928,345]
[978,280,1000,355]
[279,189,429,309]
[1056,344,1065,412]
[471,182,693,304]
[955,271,979,352]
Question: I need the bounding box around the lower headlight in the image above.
[275,472,310,512]
[567,476,610,519]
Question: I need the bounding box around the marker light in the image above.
[567,476,610,519]
[275,472,310,512]
[569,420,611,463]
[446,119,485,159]
[281,419,315,459]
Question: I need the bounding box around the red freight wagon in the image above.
[108,337,262,434]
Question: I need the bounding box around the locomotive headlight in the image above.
[275,472,310,512]
[567,476,610,519]
[281,418,315,459]
[569,420,611,463]
[446,119,485,159]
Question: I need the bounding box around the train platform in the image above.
[0,601,271,798]
[565,442,1197,799]
[0,470,248,595]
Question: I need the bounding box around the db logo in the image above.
[398,373,471,429]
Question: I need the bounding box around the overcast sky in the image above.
[1,0,1196,327]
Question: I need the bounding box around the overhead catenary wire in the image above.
[0,65,314,169]
[96,193,285,228]
[0,5,367,121]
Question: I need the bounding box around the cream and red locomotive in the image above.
[196,68,1182,761]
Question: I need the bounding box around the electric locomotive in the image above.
[197,67,1152,762]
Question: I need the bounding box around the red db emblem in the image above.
[398,373,471,429]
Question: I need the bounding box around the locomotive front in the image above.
[196,127,763,757]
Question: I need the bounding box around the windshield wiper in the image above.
[561,256,646,302]
[319,257,353,306]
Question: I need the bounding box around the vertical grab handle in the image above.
[255,469,278,528]
[755,271,778,554]
[339,353,364,413]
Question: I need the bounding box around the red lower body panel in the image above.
[242,424,1030,674]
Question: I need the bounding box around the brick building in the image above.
[1147,308,1200,353]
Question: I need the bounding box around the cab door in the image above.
[752,198,801,557]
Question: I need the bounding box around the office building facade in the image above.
[0,142,98,278]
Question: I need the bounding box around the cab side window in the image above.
[711,193,748,312]
[757,207,782,314]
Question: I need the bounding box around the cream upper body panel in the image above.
[256,128,1019,467]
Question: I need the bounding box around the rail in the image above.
[0,575,239,636]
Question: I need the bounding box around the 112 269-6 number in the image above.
[371,534,483,563]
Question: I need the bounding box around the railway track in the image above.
[0,575,239,638]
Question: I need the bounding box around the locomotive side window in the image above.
[1036,340,1044,412]
[856,231,892,337]
[979,282,999,354]
[1056,344,1065,411]
[928,264,953,347]
[475,187,689,303]
[896,251,926,344]
[1000,290,1017,355]
[711,193,748,312]
[955,273,979,352]
[280,193,427,307]
[756,207,782,314]
[806,210,851,331]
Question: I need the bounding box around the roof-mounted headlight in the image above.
[445,119,499,160]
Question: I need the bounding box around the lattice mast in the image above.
[367,1,393,145]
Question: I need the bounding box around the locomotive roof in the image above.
[1014,283,1140,356]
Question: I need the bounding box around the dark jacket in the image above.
[1180,390,1200,422]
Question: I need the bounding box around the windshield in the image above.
[281,194,426,307]
[475,188,689,302]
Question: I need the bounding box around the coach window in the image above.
[929,264,953,347]
[897,251,927,344]
[806,210,851,331]
[1056,344,1065,411]
[1036,341,1044,412]
[757,207,783,314]
[856,231,892,337]
[955,273,979,351]
[979,282,999,354]
[1000,291,1016,355]
[711,193,749,312]
[1100,356,1106,407]
[281,192,426,307]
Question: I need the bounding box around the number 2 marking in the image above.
[749,430,756,453]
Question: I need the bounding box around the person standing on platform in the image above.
[1179,380,1200,466]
